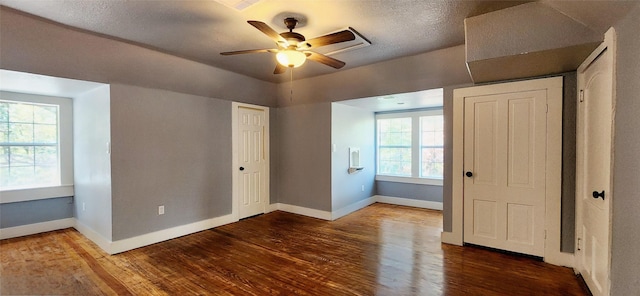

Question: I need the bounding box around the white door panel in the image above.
[576,29,615,296]
[237,107,267,219]
[507,98,536,188]
[464,90,546,256]
[471,101,499,186]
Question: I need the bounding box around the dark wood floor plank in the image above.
[0,203,588,295]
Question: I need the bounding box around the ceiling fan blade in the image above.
[306,30,356,48]
[248,20,287,46]
[306,52,346,69]
[274,63,288,74]
[220,49,278,55]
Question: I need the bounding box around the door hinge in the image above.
[544,230,547,239]
[579,89,585,103]
[546,104,549,113]
[577,237,582,251]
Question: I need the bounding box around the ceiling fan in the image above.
[221,17,356,74]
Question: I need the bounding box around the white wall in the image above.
[73,84,112,240]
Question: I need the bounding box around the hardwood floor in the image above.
[1,203,588,295]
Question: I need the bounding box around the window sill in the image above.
[375,175,443,186]
[0,185,74,204]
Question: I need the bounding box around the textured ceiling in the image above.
[0,0,528,83]
[0,1,637,83]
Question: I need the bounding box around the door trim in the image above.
[231,102,270,221]
[446,77,572,267]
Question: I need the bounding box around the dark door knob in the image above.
[592,190,605,200]
[239,167,245,171]
[465,171,473,177]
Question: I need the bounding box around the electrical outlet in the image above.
[82,202,86,211]
[361,185,365,192]
[158,205,165,215]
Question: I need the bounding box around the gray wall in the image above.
[0,7,266,241]
[610,8,640,296]
[276,103,332,211]
[0,197,73,228]
[276,45,472,106]
[0,7,277,107]
[73,85,113,240]
[109,84,232,241]
[2,3,616,272]
[269,109,279,204]
[376,182,442,203]
[331,103,375,211]
[465,2,600,62]
[560,72,577,253]
[275,46,472,213]
[442,85,468,232]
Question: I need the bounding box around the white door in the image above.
[463,90,547,256]
[575,28,615,296]
[237,106,267,219]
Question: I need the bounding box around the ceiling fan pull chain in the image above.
[290,68,294,102]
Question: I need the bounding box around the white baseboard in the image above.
[272,196,442,221]
[108,214,236,254]
[265,203,279,213]
[331,197,376,220]
[441,231,463,246]
[2,197,442,253]
[273,203,332,220]
[0,218,75,240]
[74,219,112,252]
[75,214,237,255]
[374,195,443,210]
[544,251,575,268]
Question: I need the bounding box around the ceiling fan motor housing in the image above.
[221,18,354,73]
[281,18,306,47]
[284,17,298,30]
[281,32,305,43]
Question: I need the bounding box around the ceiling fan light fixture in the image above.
[276,49,306,68]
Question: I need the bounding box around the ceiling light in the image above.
[276,50,306,68]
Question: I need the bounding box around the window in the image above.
[420,114,444,179]
[377,117,412,176]
[0,91,73,202]
[376,109,443,185]
[0,100,59,189]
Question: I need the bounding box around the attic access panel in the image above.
[312,27,371,56]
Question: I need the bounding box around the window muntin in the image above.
[376,110,443,182]
[0,100,60,190]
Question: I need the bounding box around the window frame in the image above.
[0,91,74,203]
[375,109,444,186]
